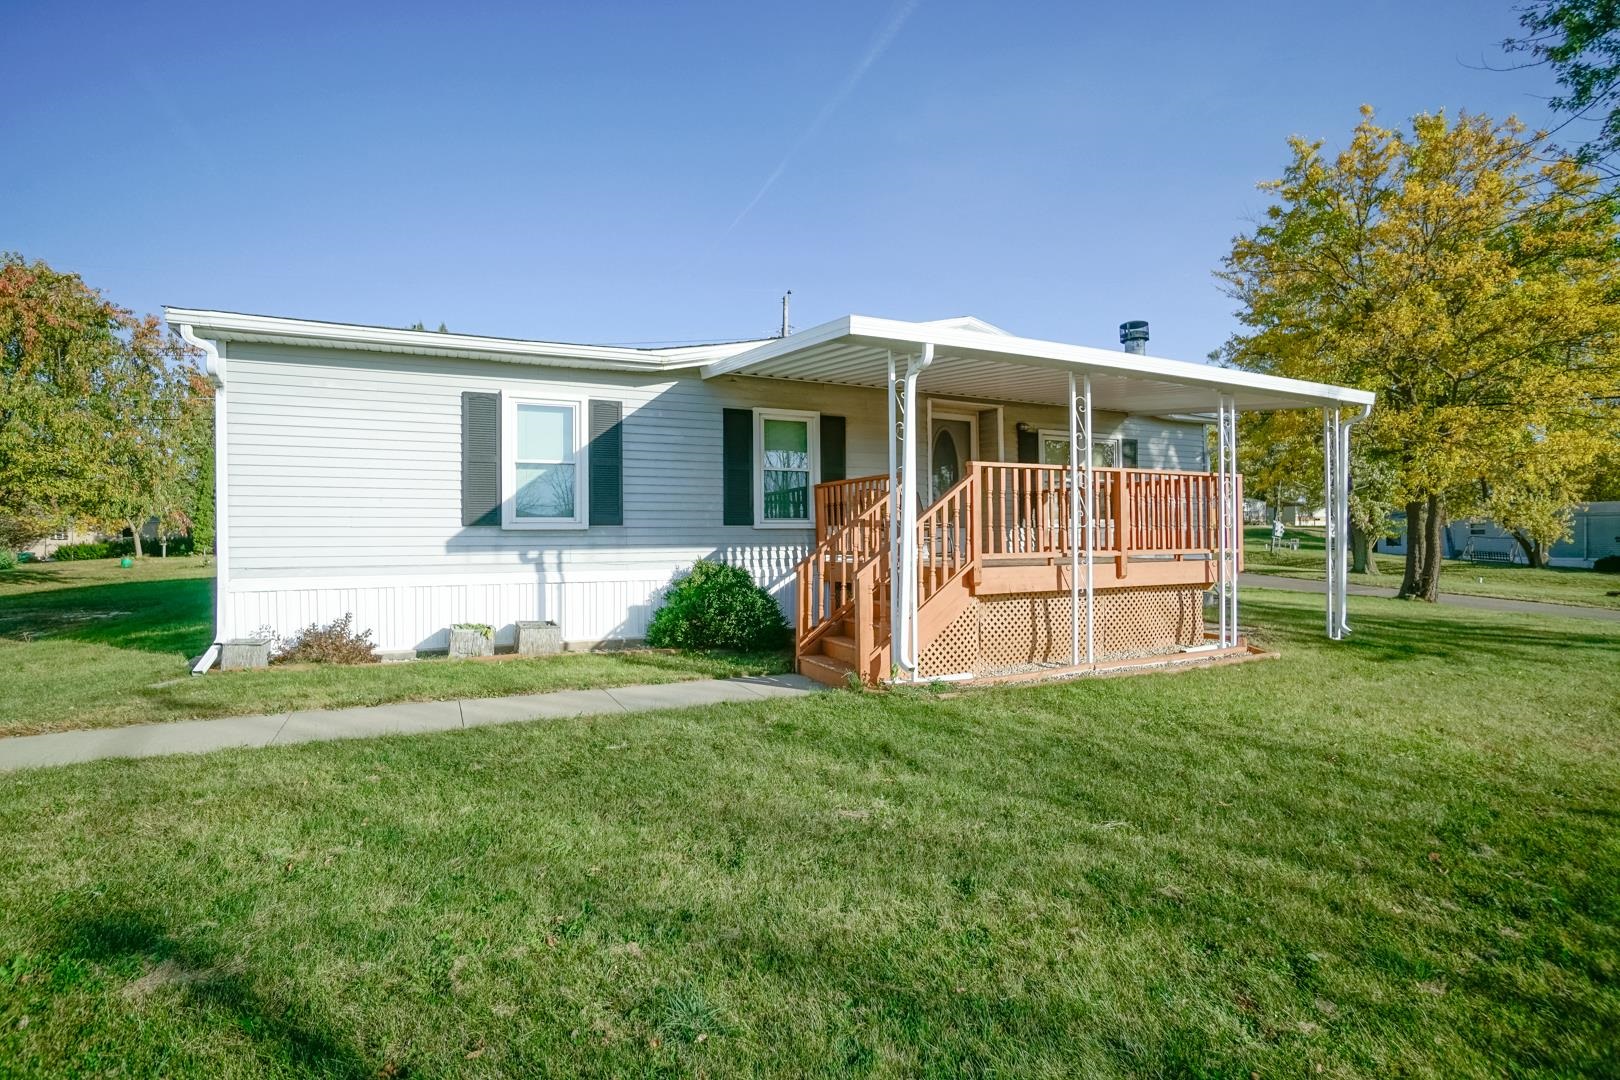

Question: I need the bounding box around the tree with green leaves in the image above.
[1,254,203,556]
[1506,0,1620,174]
[1219,108,1620,599]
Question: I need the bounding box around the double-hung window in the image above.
[755,409,819,527]
[504,397,587,528]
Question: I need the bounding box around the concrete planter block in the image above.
[515,620,563,657]
[220,638,272,671]
[448,627,494,659]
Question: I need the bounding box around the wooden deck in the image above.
[796,465,1242,686]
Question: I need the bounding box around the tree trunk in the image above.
[1398,499,1425,598]
[1511,530,1547,568]
[1414,495,1444,600]
[128,522,143,558]
[1398,497,1445,600]
[1350,523,1379,576]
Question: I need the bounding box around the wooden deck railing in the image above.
[974,463,1228,567]
[813,465,1231,566]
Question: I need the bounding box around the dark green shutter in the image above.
[722,408,753,525]
[461,391,501,527]
[1016,424,1039,464]
[819,415,846,482]
[588,399,623,526]
[1121,439,1139,468]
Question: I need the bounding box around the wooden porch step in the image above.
[819,633,858,665]
[798,653,855,688]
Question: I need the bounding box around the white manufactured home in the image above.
[168,308,1373,685]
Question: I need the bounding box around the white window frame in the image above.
[754,408,819,530]
[502,394,588,530]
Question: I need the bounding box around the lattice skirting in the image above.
[917,585,1207,678]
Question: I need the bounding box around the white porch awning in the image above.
[702,315,1374,415]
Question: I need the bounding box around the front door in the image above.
[929,412,976,504]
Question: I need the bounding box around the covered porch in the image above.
[703,316,1375,686]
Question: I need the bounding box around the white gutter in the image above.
[177,324,227,675]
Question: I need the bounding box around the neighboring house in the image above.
[19,520,162,560]
[1378,504,1620,567]
[168,308,1373,682]
[21,524,99,561]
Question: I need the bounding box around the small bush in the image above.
[645,561,790,652]
[0,550,15,571]
[271,613,380,665]
[51,541,115,561]
[50,536,194,560]
[1594,554,1620,574]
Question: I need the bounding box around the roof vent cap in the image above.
[1119,320,1149,355]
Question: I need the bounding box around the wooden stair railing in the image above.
[795,490,892,673]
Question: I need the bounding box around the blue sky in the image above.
[3,0,1559,360]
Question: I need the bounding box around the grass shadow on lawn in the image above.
[0,575,213,658]
[1241,588,1619,667]
[44,906,376,1078]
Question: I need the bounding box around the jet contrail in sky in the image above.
[726,0,923,234]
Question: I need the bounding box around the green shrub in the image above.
[50,535,194,561]
[1594,554,1620,574]
[50,541,115,561]
[645,561,790,652]
[0,550,15,571]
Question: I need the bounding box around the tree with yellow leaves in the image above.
[1219,108,1620,599]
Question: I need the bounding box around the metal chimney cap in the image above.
[1118,320,1149,344]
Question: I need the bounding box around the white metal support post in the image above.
[1323,405,1359,639]
[892,344,933,679]
[887,349,900,664]
[1323,407,1342,640]
[1227,396,1240,644]
[1067,372,1096,664]
[1215,394,1240,647]
[1082,374,1095,662]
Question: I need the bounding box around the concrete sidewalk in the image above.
[0,674,820,773]
[1241,572,1620,622]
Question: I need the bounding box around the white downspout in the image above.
[178,324,227,674]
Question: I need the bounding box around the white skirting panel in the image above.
[221,545,808,653]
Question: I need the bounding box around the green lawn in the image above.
[1,590,1616,1077]
[0,559,788,737]
[1246,526,1620,610]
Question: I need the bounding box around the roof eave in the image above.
[703,314,1376,410]
[164,307,769,372]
